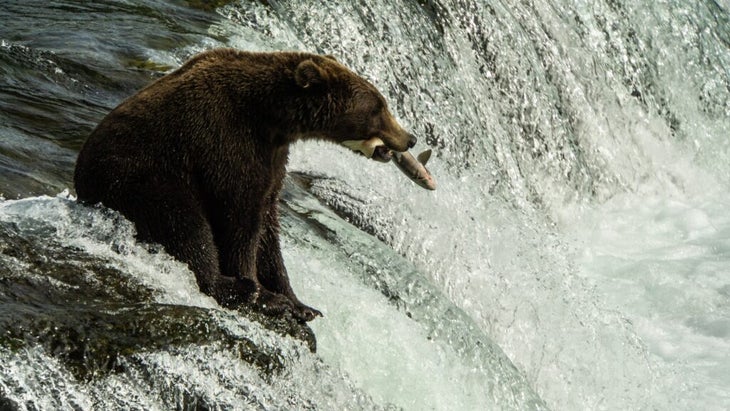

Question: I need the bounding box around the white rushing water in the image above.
[1,0,728,410]
[213,0,730,409]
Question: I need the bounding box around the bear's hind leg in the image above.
[105,177,257,308]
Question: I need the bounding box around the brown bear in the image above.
[74,49,416,322]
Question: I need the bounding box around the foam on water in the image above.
[0,193,215,308]
[283,215,500,410]
[286,244,495,410]
[215,0,729,408]
[0,189,545,410]
[0,195,393,410]
[565,189,730,408]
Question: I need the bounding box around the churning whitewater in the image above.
[1,0,728,410]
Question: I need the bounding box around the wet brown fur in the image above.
[74,49,415,321]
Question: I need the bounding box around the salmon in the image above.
[340,137,437,190]
[392,149,437,190]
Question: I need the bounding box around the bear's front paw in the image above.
[293,303,322,322]
[254,291,321,323]
[254,289,299,317]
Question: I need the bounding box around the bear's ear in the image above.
[295,59,327,89]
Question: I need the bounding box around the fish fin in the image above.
[417,149,432,165]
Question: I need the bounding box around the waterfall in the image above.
[0,1,728,409]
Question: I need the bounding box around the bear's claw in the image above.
[253,289,321,323]
[294,304,322,322]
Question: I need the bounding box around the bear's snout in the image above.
[383,131,415,153]
[407,134,417,149]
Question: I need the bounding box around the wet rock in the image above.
[0,211,315,383]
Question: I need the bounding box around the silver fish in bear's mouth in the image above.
[390,149,437,190]
[341,137,437,191]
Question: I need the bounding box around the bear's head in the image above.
[294,56,417,160]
